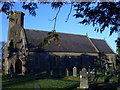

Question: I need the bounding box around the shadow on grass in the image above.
[2,74,79,90]
[104,75,113,82]
[89,82,120,90]
[2,75,35,87]
[93,74,103,82]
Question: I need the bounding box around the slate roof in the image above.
[90,38,114,54]
[25,29,114,54]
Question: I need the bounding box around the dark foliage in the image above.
[98,52,109,73]
[22,2,38,16]
[41,30,61,46]
[51,2,63,9]
[1,2,15,14]
[0,2,120,35]
[74,2,120,35]
[115,38,120,48]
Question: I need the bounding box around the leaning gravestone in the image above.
[78,68,89,89]
[73,66,77,77]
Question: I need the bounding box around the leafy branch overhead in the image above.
[74,2,120,35]
[38,30,61,47]
[0,2,120,37]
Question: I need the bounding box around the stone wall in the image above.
[51,52,116,69]
[23,52,116,77]
[25,52,98,77]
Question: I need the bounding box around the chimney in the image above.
[8,11,25,29]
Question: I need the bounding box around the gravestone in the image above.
[66,68,69,77]
[50,70,53,76]
[73,66,77,77]
[78,68,89,89]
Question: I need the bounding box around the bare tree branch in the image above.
[65,3,73,22]
[50,6,61,31]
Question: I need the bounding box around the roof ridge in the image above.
[90,38,105,40]
[25,29,87,37]
[25,29,48,32]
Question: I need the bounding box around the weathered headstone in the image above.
[73,66,77,77]
[66,68,69,77]
[50,70,53,76]
[78,68,89,89]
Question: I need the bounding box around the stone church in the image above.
[3,11,116,76]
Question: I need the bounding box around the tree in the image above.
[0,1,120,35]
[1,1,119,47]
[115,38,120,82]
[98,52,109,75]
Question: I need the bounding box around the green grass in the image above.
[64,74,118,83]
[94,74,118,83]
[36,79,79,88]
[2,75,34,87]
[3,79,79,89]
[64,76,80,81]
[2,74,120,90]
[2,75,79,89]
[4,81,36,89]
[110,75,119,82]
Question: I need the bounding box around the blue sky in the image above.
[1,3,118,52]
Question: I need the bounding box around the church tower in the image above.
[8,11,25,30]
[8,11,25,41]
[4,11,27,75]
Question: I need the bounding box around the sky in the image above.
[0,3,118,52]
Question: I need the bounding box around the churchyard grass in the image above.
[2,75,34,87]
[36,79,79,88]
[64,76,80,81]
[2,74,120,90]
[2,75,79,89]
[64,74,118,83]
[93,74,118,83]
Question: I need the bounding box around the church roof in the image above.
[90,38,114,54]
[25,29,114,54]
